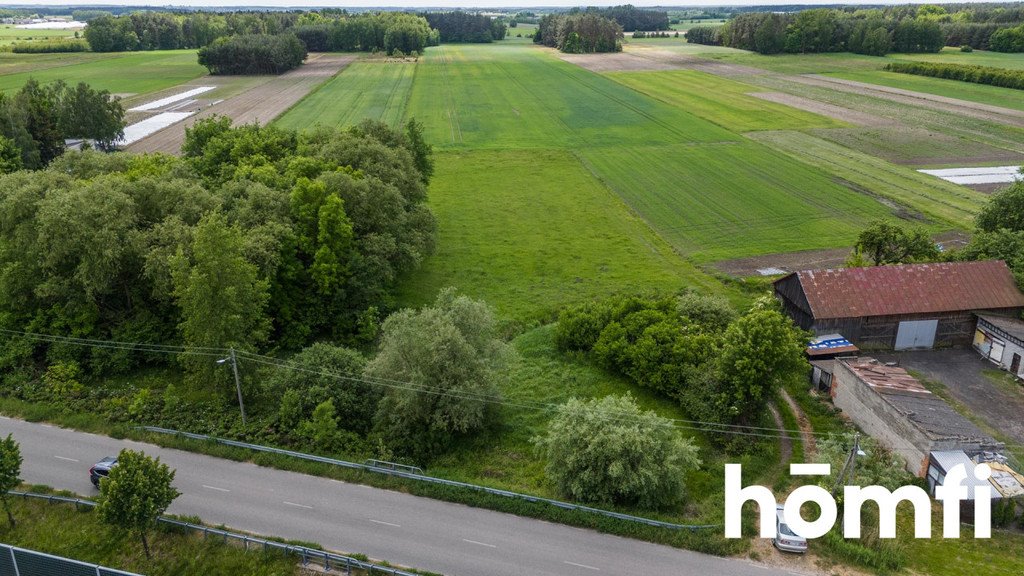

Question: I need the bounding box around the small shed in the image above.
[774,261,1024,350]
[831,358,1004,476]
[806,334,859,391]
[974,314,1024,379]
[927,450,1001,519]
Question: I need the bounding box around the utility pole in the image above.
[220,348,246,425]
[831,433,860,496]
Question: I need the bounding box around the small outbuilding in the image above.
[831,357,1003,476]
[974,314,1024,380]
[774,260,1024,350]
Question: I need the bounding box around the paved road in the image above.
[2,417,802,576]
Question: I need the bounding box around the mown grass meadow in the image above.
[0,49,205,95]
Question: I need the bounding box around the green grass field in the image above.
[671,19,728,31]
[606,69,846,132]
[0,495,300,576]
[0,50,205,95]
[0,24,79,45]
[276,59,414,131]
[579,142,897,261]
[829,70,1024,113]
[396,148,725,321]
[889,47,1024,70]
[404,44,738,150]
[748,130,986,227]
[811,125,1024,166]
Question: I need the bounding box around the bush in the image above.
[885,61,1024,91]
[536,394,701,509]
[960,44,973,52]
[198,33,307,75]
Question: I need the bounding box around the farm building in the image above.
[774,260,1024,350]
[974,314,1024,380]
[831,357,1003,476]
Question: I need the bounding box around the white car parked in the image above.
[773,504,808,553]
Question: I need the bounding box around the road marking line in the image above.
[202,485,230,492]
[283,501,313,509]
[564,561,600,571]
[462,539,497,548]
[368,519,401,528]
[53,456,79,462]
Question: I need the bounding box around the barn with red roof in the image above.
[773,260,1024,350]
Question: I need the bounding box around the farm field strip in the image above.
[808,125,1024,166]
[604,69,846,132]
[577,142,897,262]
[747,130,986,227]
[396,148,723,320]
[128,53,355,154]
[405,44,738,150]
[275,59,415,131]
[0,50,206,96]
[828,70,1024,114]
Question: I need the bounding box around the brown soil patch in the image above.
[748,92,894,127]
[711,231,969,277]
[126,53,356,155]
[625,46,767,77]
[556,51,682,73]
[790,75,1024,129]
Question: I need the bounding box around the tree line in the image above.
[571,5,670,32]
[424,11,506,43]
[291,13,437,54]
[689,5,1024,54]
[885,61,1024,90]
[198,33,307,75]
[534,13,623,53]
[0,79,125,172]
[83,10,437,54]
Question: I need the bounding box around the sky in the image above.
[10,0,1004,7]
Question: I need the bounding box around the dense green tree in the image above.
[264,342,375,435]
[97,449,179,559]
[536,394,700,508]
[0,135,21,174]
[753,13,787,54]
[198,33,307,75]
[976,182,1024,233]
[717,303,807,424]
[55,81,125,150]
[405,118,434,184]
[16,79,63,167]
[366,289,511,462]
[850,220,939,266]
[0,434,21,528]
[172,214,270,389]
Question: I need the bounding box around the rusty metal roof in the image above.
[779,260,1024,320]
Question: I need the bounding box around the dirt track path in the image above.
[127,53,356,155]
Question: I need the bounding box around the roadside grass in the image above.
[275,60,415,131]
[828,70,1024,113]
[746,130,985,228]
[578,141,896,262]
[0,50,205,95]
[809,125,1024,166]
[405,43,738,150]
[903,518,1024,576]
[605,69,846,132]
[395,148,727,321]
[0,495,302,576]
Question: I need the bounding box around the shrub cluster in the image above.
[579,5,669,32]
[554,293,807,428]
[534,13,622,53]
[11,40,89,53]
[685,25,721,45]
[291,13,437,55]
[990,22,1024,52]
[198,33,307,75]
[885,61,1024,90]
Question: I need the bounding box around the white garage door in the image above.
[895,320,938,350]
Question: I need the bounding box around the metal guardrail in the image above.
[0,542,142,576]
[8,491,419,576]
[141,426,719,531]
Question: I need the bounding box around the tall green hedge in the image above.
[884,61,1024,91]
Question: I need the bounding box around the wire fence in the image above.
[141,426,720,531]
[0,542,143,576]
[7,491,419,576]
